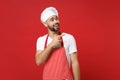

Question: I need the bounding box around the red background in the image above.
[0,0,120,80]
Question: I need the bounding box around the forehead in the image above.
[47,15,58,20]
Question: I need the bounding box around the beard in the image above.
[48,23,60,32]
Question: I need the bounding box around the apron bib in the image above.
[43,35,73,80]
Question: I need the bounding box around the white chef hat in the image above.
[40,7,59,23]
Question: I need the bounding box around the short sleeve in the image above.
[36,37,45,51]
[68,35,77,54]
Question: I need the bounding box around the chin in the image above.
[54,28,59,32]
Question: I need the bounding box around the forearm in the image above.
[72,61,80,80]
[36,35,62,66]
[36,43,53,65]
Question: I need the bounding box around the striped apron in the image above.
[43,35,73,80]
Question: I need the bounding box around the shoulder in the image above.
[62,32,75,40]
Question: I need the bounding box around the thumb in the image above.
[59,34,64,40]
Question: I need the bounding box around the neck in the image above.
[48,30,60,39]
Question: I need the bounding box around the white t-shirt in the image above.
[36,33,77,66]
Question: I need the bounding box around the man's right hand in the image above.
[51,35,62,48]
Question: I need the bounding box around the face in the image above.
[44,15,60,32]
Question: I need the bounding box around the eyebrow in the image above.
[49,16,58,20]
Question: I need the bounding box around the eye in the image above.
[55,16,58,20]
[50,18,54,21]
[49,16,58,22]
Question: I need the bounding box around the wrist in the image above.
[48,43,54,49]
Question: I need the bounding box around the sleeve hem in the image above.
[69,50,77,54]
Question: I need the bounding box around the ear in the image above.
[43,22,48,27]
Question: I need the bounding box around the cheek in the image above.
[47,24,52,27]
[48,23,54,26]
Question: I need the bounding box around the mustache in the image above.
[54,23,60,26]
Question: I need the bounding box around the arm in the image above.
[35,35,62,66]
[70,52,80,80]
[35,43,53,66]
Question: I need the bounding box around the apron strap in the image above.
[44,33,63,49]
[44,35,48,49]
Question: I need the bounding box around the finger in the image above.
[58,36,62,41]
[60,33,65,37]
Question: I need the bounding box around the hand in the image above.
[51,35,62,48]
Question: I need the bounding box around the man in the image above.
[35,7,80,80]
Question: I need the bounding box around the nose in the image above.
[54,19,59,23]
